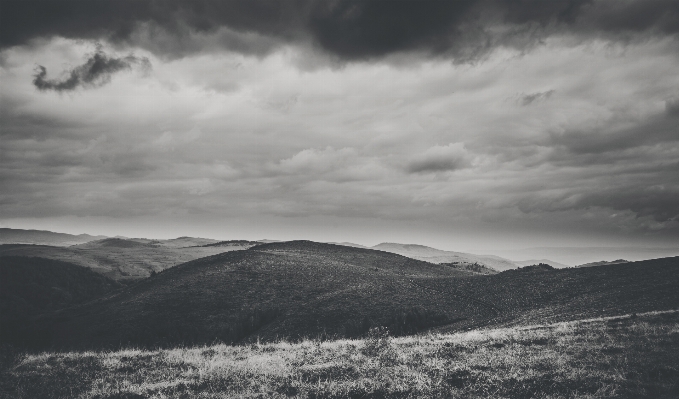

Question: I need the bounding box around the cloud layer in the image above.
[0,1,678,249]
[2,0,679,61]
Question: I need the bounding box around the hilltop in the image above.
[22,241,471,350]
[0,239,251,280]
[12,242,678,351]
[577,259,630,268]
[0,228,106,247]
[373,242,518,271]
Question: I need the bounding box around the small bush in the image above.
[362,326,392,357]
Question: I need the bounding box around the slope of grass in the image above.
[25,242,471,350]
[3,310,678,399]
[12,245,678,352]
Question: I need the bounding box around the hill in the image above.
[0,256,122,346]
[373,242,518,271]
[0,228,106,247]
[13,243,679,351]
[512,258,570,268]
[0,240,252,280]
[19,241,473,350]
[577,259,629,268]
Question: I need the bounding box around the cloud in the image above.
[407,143,472,173]
[33,48,150,92]
[518,89,555,105]
[666,98,679,116]
[2,0,678,62]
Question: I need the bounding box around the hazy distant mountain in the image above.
[0,228,107,247]
[197,240,262,248]
[513,259,570,269]
[490,247,679,267]
[577,259,629,268]
[329,242,369,249]
[77,236,224,249]
[372,242,518,271]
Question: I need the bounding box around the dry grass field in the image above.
[3,310,678,399]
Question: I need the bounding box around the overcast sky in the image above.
[1,0,678,253]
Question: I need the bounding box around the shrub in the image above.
[362,326,392,357]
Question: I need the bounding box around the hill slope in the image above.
[0,239,255,280]
[0,228,106,247]
[16,243,679,351]
[23,241,473,350]
[0,256,122,346]
[373,242,517,271]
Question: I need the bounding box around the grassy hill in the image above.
[373,242,518,271]
[23,241,472,350]
[424,256,679,332]
[4,310,678,399]
[0,257,123,347]
[0,238,255,280]
[13,242,679,352]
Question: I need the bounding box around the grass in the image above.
[3,310,678,399]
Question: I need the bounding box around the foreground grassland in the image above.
[2,311,678,399]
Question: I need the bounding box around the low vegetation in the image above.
[3,311,678,399]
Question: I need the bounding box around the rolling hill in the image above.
[0,228,106,247]
[0,238,258,280]
[512,258,570,268]
[11,242,679,351]
[372,242,519,271]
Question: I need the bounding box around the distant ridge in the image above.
[0,228,107,247]
[577,259,629,268]
[372,242,518,271]
[198,240,261,248]
[513,259,570,269]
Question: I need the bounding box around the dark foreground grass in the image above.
[2,310,678,399]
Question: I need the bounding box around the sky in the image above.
[1,0,678,256]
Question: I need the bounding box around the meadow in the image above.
[3,310,678,399]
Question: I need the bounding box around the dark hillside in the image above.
[0,257,122,346]
[15,246,679,352]
[25,242,474,350]
[250,240,469,276]
[424,256,679,332]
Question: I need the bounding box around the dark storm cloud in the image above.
[33,48,150,92]
[516,182,679,223]
[2,0,678,61]
[548,111,679,156]
[666,98,679,116]
[406,144,471,174]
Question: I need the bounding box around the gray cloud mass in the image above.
[0,0,678,249]
[33,48,150,92]
[1,0,678,61]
